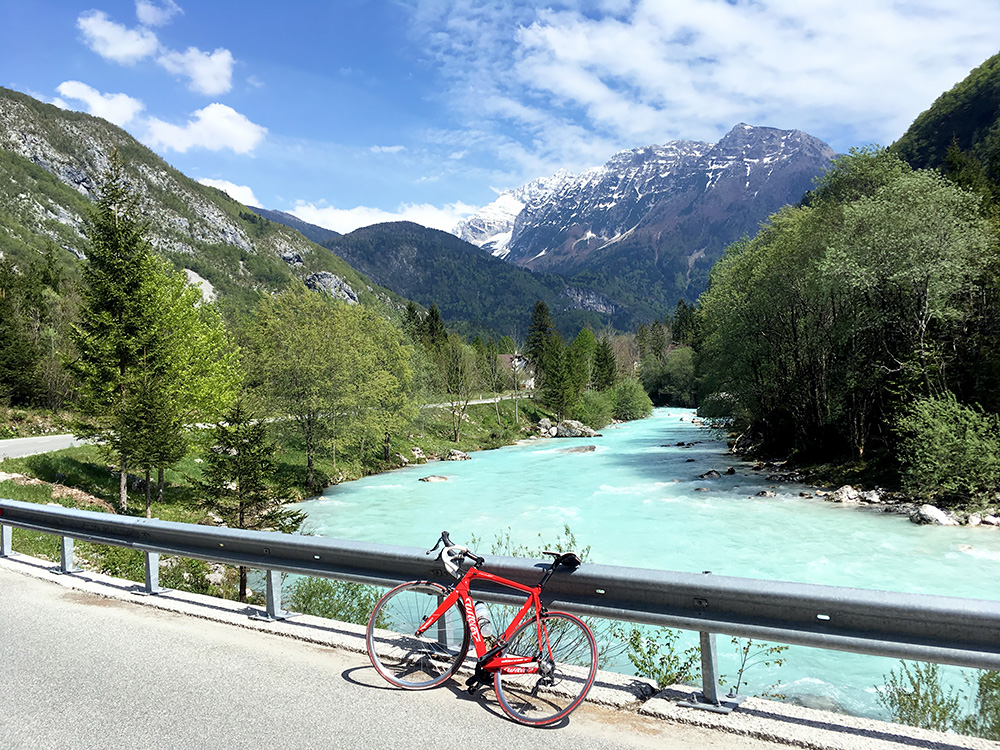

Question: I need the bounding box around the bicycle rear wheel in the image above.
[366,581,470,690]
[493,611,598,725]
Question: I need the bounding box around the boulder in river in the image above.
[555,420,601,438]
[446,449,470,461]
[910,504,959,526]
[699,470,721,479]
[419,475,448,483]
[827,485,862,505]
[560,445,597,454]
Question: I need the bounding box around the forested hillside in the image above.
[0,87,397,314]
[322,221,622,338]
[892,52,1000,179]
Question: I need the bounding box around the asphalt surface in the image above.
[0,566,792,750]
[0,434,82,460]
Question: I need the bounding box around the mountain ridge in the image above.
[0,86,397,314]
[456,123,836,310]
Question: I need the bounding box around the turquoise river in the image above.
[299,407,1000,718]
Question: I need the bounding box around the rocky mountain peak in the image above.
[455,122,836,307]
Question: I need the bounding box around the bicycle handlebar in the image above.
[428,531,485,576]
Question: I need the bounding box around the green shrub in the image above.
[878,661,1000,740]
[611,377,654,421]
[285,576,383,626]
[610,624,700,689]
[570,390,614,429]
[896,393,1000,506]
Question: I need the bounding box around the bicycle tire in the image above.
[493,611,598,726]
[366,581,470,690]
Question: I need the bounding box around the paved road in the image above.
[0,434,82,460]
[0,567,786,750]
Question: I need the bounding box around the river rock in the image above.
[538,418,553,433]
[395,453,409,466]
[446,449,470,461]
[411,447,426,461]
[419,475,448,483]
[910,504,959,526]
[556,420,601,438]
[560,445,596,454]
[968,513,982,527]
[756,490,777,498]
[827,485,862,505]
[983,515,1000,526]
[699,470,721,479]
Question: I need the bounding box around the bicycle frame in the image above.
[414,566,547,675]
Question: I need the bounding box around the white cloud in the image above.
[144,103,267,154]
[290,200,479,234]
[76,7,236,97]
[370,145,406,154]
[198,179,261,207]
[158,47,234,96]
[77,10,158,64]
[135,0,182,27]
[53,81,145,127]
[406,0,1000,172]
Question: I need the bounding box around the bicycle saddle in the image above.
[544,551,582,569]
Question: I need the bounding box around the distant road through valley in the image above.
[0,434,82,460]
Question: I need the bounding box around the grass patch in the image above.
[0,406,71,438]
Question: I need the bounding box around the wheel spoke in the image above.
[366,582,470,690]
[493,612,597,725]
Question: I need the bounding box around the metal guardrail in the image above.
[3,497,1000,712]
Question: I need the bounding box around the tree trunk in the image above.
[144,467,151,519]
[239,565,248,603]
[157,467,164,504]
[119,453,128,512]
[383,432,391,462]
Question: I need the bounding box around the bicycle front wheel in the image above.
[366,581,470,690]
[493,611,598,726]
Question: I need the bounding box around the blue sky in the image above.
[2,1,999,234]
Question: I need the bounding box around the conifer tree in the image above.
[423,303,448,349]
[72,152,166,512]
[592,337,618,391]
[73,152,235,512]
[196,401,304,602]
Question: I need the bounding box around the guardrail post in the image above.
[143,551,161,594]
[700,631,721,705]
[250,569,295,621]
[679,630,744,714]
[59,536,81,574]
[1,522,11,557]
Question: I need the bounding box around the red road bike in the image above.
[365,531,598,726]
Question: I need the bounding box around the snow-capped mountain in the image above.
[455,170,577,259]
[455,124,835,307]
